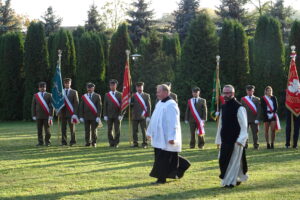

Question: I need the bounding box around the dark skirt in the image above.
[219,143,248,179]
[150,148,191,179]
[263,117,276,123]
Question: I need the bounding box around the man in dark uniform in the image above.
[59,78,79,146]
[79,83,102,147]
[165,82,178,103]
[240,85,261,149]
[185,87,207,149]
[103,79,123,148]
[130,82,151,148]
[31,82,54,146]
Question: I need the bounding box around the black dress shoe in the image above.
[270,143,274,149]
[61,143,67,146]
[267,143,271,149]
[190,146,195,149]
[236,181,242,186]
[36,143,43,146]
[85,143,91,147]
[131,144,138,148]
[293,145,298,149]
[151,178,166,184]
[223,185,234,188]
[45,143,51,147]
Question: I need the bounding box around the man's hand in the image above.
[236,142,243,146]
[168,140,175,145]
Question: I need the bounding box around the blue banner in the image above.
[51,63,65,113]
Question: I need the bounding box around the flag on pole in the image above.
[210,71,222,120]
[285,46,300,117]
[121,59,131,113]
[51,58,65,114]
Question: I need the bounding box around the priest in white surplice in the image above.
[147,84,190,184]
[215,85,249,188]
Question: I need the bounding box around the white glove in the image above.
[32,116,36,121]
[255,120,259,124]
[80,118,84,123]
[215,112,220,116]
[185,120,188,124]
[118,115,123,121]
[146,117,151,123]
[96,117,101,123]
[267,113,273,119]
[104,116,108,121]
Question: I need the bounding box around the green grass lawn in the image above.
[0,121,299,200]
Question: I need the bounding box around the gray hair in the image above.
[157,84,171,94]
[223,84,235,93]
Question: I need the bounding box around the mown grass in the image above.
[0,121,299,200]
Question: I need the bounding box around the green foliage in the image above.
[219,19,250,97]
[41,6,62,37]
[108,23,133,91]
[134,31,175,98]
[216,0,249,26]
[49,29,76,88]
[23,22,49,120]
[0,32,24,120]
[178,13,218,112]
[162,33,181,63]
[127,0,155,46]
[289,20,300,73]
[253,15,285,109]
[77,32,106,96]
[85,4,105,32]
[0,0,20,35]
[172,0,200,43]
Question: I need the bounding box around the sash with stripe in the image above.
[134,93,148,117]
[107,91,121,109]
[82,94,98,116]
[64,94,79,124]
[263,96,281,130]
[35,92,50,116]
[241,96,257,115]
[188,98,205,135]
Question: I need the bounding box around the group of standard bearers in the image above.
[32,79,299,149]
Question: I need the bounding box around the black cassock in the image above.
[150,148,191,179]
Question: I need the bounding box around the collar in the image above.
[161,96,171,103]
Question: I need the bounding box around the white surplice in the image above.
[215,106,249,186]
[146,99,182,152]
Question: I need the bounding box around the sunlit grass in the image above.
[0,121,299,200]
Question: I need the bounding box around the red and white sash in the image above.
[263,96,281,130]
[188,98,205,135]
[107,91,121,109]
[82,94,98,116]
[64,93,79,124]
[134,92,148,117]
[35,92,50,116]
[242,96,257,115]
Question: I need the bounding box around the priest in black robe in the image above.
[215,85,248,187]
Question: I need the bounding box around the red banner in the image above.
[121,60,131,112]
[285,52,300,117]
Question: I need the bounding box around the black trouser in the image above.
[189,122,205,148]
[247,122,259,148]
[286,110,300,147]
[84,120,97,144]
[107,118,120,146]
[132,119,147,145]
[150,148,191,179]
[61,117,76,145]
[37,119,51,145]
